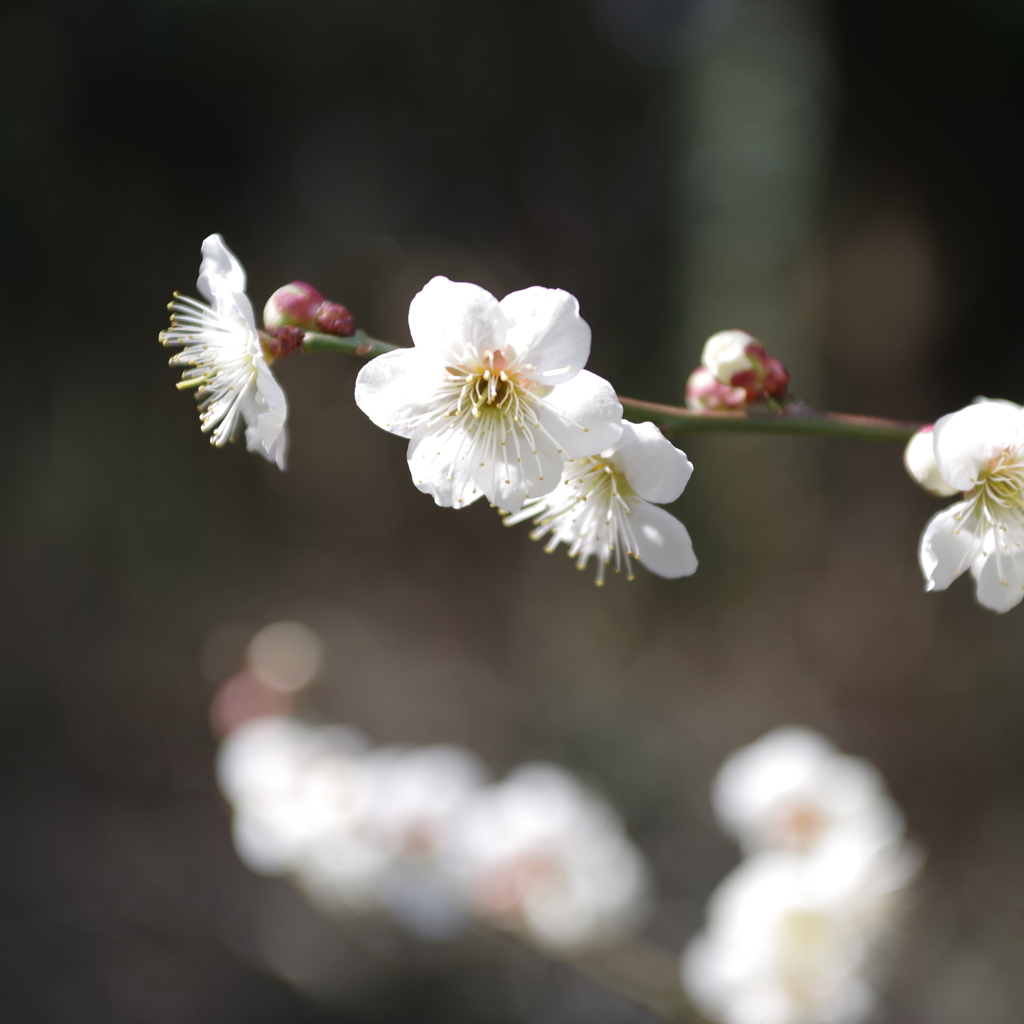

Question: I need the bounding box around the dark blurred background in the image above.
[2,0,1024,1020]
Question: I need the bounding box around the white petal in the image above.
[405,422,562,513]
[932,400,1024,492]
[198,234,256,327]
[499,286,591,385]
[245,360,288,469]
[536,370,623,459]
[407,276,507,362]
[610,421,693,504]
[354,349,436,437]
[629,501,697,578]
[973,537,1024,613]
[903,427,958,496]
[918,501,981,591]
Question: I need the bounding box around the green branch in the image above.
[619,397,920,444]
[301,330,397,359]
[302,334,920,444]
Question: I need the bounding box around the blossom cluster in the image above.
[682,727,920,1024]
[355,275,698,584]
[217,709,649,953]
[162,240,698,586]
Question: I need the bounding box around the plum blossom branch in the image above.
[618,397,922,445]
[300,329,397,359]
[301,331,921,444]
[568,939,706,1023]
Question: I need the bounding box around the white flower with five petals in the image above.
[354,276,623,512]
[503,420,697,585]
[918,399,1024,612]
[161,234,288,469]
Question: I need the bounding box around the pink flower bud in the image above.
[263,281,325,331]
[314,301,356,337]
[686,366,749,412]
[261,326,305,361]
[762,355,790,402]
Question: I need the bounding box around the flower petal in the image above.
[245,360,288,469]
[407,276,507,363]
[354,349,436,438]
[198,233,256,327]
[918,501,981,592]
[536,370,623,459]
[903,427,958,497]
[406,420,562,513]
[500,286,591,385]
[611,421,693,504]
[932,400,1024,492]
[972,532,1024,613]
[629,501,697,578]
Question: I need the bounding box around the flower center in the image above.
[971,449,1024,523]
[446,350,530,419]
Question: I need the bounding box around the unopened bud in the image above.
[685,366,748,412]
[701,330,790,404]
[261,326,305,361]
[315,301,356,337]
[263,281,325,331]
[702,330,759,385]
[904,425,958,496]
[761,355,790,402]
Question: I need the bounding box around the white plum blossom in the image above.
[354,276,623,512]
[712,727,904,858]
[503,420,697,585]
[218,718,485,934]
[161,234,288,469]
[686,726,921,1024]
[454,763,649,953]
[682,844,918,1024]
[903,426,958,497]
[218,715,651,950]
[917,399,1024,612]
[302,744,486,937]
[216,716,369,877]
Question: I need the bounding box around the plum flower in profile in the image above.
[161,234,287,469]
[354,276,623,512]
[917,399,1024,612]
[503,420,697,585]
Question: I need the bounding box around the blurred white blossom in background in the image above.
[914,399,1024,612]
[453,763,650,952]
[711,726,904,857]
[215,628,649,953]
[354,276,623,512]
[683,726,920,1024]
[503,420,697,585]
[161,234,288,468]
